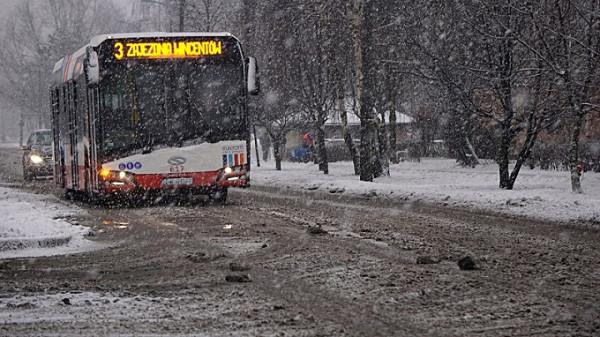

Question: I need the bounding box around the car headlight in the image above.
[30,154,44,164]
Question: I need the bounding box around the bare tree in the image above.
[396,0,561,189]
[353,0,379,182]
[187,0,225,31]
[0,0,125,136]
[520,0,600,193]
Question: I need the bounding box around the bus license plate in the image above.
[161,177,193,186]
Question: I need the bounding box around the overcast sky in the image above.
[0,0,19,20]
[0,1,135,19]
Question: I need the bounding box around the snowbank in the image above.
[252,159,600,224]
[0,186,101,259]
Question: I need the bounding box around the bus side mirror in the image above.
[85,47,100,86]
[247,57,260,96]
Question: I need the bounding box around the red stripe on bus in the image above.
[63,55,72,82]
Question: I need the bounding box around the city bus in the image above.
[50,33,259,203]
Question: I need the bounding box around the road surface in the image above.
[0,146,599,336]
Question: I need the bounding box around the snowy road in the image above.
[0,148,599,336]
[0,188,598,336]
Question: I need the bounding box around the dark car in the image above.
[22,129,53,181]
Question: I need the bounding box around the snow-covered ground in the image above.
[0,186,101,259]
[252,159,600,224]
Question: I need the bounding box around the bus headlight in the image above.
[30,154,44,164]
[224,166,233,175]
[99,168,111,179]
[99,168,134,184]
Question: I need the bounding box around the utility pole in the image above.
[241,0,260,166]
[19,113,24,146]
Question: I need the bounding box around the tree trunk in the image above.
[273,138,282,171]
[497,128,511,189]
[377,112,390,177]
[388,93,398,164]
[568,110,585,193]
[378,69,395,176]
[497,31,515,189]
[507,63,545,190]
[507,107,540,190]
[338,87,359,175]
[465,136,480,166]
[353,0,376,182]
[508,127,539,190]
[252,124,260,167]
[315,110,329,174]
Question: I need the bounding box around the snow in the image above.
[0,186,102,259]
[325,98,414,126]
[0,143,19,149]
[252,159,600,224]
[0,292,160,325]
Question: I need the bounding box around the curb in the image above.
[0,236,72,252]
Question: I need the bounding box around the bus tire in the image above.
[63,189,74,201]
[209,188,228,205]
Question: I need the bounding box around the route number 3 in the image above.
[114,42,124,60]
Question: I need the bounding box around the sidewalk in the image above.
[0,185,100,259]
[251,159,600,224]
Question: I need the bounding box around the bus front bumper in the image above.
[99,170,250,195]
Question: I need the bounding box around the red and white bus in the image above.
[50,33,259,203]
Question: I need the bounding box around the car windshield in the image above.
[29,132,52,147]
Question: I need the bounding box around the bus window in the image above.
[101,73,138,153]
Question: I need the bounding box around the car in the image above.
[22,129,53,181]
[289,146,313,162]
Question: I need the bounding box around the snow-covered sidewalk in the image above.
[252,159,600,224]
[0,186,100,259]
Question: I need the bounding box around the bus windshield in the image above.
[99,39,245,156]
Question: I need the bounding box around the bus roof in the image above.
[52,32,238,85]
[88,32,236,46]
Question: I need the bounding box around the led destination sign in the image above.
[113,40,224,60]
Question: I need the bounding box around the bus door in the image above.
[87,87,100,192]
[51,88,63,187]
[67,81,79,190]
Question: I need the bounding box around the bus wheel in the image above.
[209,188,228,205]
[63,189,74,201]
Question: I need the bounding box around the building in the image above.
[324,99,414,144]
